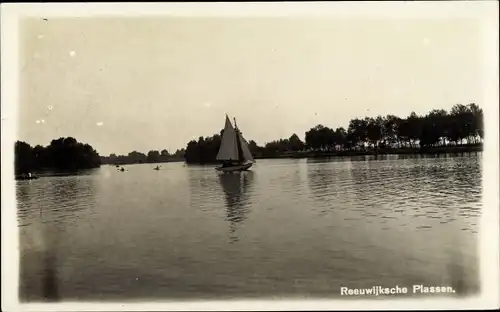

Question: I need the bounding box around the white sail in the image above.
[236,130,255,163]
[216,115,240,161]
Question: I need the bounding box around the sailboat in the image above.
[215,115,255,172]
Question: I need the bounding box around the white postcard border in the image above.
[1,2,498,311]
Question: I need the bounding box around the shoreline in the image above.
[256,144,483,160]
[17,145,482,174]
[15,167,101,180]
[185,144,483,164]
[102,159,185,166]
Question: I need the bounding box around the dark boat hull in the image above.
[16,175,39,180]
[215,163,253,172]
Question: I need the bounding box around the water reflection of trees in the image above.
[306,161,336,197]
[40,176,97,301]
[47,176,97,219]
[407,156,481,198]
[18,174,98,301]
[306,155,482,207]
[305,158,355,211]
[346,154,482,212]
[218,172,254,243]
[450,156,482,188]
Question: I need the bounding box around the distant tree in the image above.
[184,134,223,164]
[128,151,147,164]
[419,116,441,148]
[15,137,101,174]
[248,140,260,155]
[288,133,305,151]
[366,117,382,148]
[333,127,347,150]
[396,117,412,148]
[383,115,399,147]
[469,103,483,141]
[305,125,322,150]
[406,112,422,148]
[147,150,161,163]
[173,148,185,158]
[305,124,336,150]
[347,118,368,149]
[15,141,34,174]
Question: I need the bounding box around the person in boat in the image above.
[17,172,36,180]
[222,161,234,168]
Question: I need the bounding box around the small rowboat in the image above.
[16,173,39,180]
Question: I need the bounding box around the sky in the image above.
[19,17,483,156]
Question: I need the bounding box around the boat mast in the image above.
[233,117,245,163]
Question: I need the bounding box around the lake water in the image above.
[17,154,482,301]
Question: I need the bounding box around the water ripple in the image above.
[17,155,482,300]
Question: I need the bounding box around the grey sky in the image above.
[19,17,482,156]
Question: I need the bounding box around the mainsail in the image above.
[216,115,255,163]
[216,115,239,161]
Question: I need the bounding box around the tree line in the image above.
[100,148,185,165]
[15,137,101,174]
[20,103,480,170]
[304,103,483,151]
[183,103,483,163]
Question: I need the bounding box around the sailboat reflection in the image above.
[218,171,255,243]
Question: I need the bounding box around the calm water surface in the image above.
[17,154,482,301]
